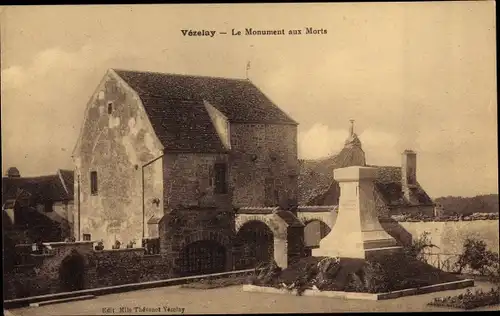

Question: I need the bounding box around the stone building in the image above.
[72,69,300,270]
[299,122,435,218]
[2,167,75,244]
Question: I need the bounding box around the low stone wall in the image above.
[87,249,171,288]
[3,243,173,300]
[3,265,39,299]
[382,219,499,255]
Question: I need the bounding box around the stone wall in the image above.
[382,219,500,255]
[86,249,171,288]
[73,70,164,248]
[3,265,39,299]
[4,242,95,299]
[157,207,235,274]
[301,207,498,256]
[163,153,230,210]
[229,123,298,208]
[3,242,173,300]
[380,219,499,272]
[389,205,435,217]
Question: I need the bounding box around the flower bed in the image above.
[428,287,500,309]
[247,252,464,296]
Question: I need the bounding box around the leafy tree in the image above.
[456,237,499,279]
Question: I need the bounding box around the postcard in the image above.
[1,2,498,314]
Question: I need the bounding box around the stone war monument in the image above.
[313,166,402,259]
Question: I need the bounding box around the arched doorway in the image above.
[59,252,85,291]
[304,220,331,249]
[234,221,274,270]
[179,240,226,276]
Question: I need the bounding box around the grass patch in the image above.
[428,287,500,310]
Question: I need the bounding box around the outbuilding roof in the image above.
[2,170,74,204]
[114,69,297,153]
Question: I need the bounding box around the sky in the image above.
[1,3,497,198]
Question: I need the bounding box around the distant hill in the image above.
[434,194,499,215]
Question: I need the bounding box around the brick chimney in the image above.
[401,150,417,203]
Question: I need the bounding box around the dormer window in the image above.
[107,102,113,114]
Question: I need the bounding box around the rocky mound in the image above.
[249,251,464,295]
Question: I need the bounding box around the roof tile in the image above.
[114,70,297,153]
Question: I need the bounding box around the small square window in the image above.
[83,234,91,241]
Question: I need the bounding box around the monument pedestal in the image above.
[312,166,401,259]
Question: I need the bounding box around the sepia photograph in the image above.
[1,2,498,314]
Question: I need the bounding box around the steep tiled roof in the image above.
[298,126,433,207]
[299,164,434,208]
[114,69,297,152]
[2,171,74,204]
[140,97,226,153]
[298,144,366,205]
[371,166,434,207]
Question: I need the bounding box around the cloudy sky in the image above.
[1,3,497,198]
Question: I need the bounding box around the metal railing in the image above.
[422,252,461,272]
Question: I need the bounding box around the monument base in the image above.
[312,166,402,260]
[312,226,401,259]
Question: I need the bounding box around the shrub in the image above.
[362,261,392,293]
[455,237,499,279]
[429,287,500,309]
[287,262,317,295]
[247,251,461,295]
[249,261,281,287]
[313,257,341,291]
[343,271,366,293]
[404,231,439,262]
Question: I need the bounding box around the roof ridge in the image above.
[112,68,249,82]
[5,174,59,181]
